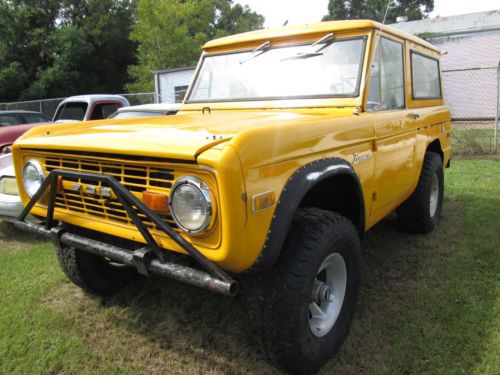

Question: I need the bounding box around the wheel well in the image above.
[427,139,443,162]
[299,174,363,233]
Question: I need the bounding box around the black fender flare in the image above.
[249,157,365,272]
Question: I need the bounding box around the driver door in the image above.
[367,35,417,221]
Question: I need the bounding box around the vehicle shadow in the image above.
[72,200,495,374]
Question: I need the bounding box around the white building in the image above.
[154,67,195,104]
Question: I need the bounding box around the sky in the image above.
[234,0,500,28]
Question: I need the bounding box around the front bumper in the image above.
[15,169,238,296]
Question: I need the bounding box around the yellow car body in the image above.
[12,20,451,273]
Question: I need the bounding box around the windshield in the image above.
[188,37,366,103]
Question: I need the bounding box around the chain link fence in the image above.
[120,92,157,106]
[0,92,157,120]
[0,97,65,120]
[443,64,500,155]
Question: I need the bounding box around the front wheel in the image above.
[55,246,137,296]
[260,208,361,374]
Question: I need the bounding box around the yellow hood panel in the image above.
[15,110,352,160]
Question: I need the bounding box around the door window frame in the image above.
[364,31,407,112]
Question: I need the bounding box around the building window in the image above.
[174,85,188,103]
[367,37,405,111]
[411,52,442,99]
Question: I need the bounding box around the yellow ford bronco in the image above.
[13,20,450,373]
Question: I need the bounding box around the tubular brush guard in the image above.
[15,169,238,296]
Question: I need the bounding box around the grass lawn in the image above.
[0,159,499,374]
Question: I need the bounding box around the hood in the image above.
[15,110,352,161]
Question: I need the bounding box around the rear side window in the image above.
[55,103,88,121]
[90,103,120,120]
[411,52,441,99]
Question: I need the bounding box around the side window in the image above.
[91,103,120,120]
[411,52,441,99]
[367,37,405,111]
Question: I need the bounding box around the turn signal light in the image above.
[142,191,169,212]
[252,191,276,213]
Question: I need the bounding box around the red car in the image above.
[0,110,50,153]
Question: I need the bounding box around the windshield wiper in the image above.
[280,33,335,61]
[239,41,271,64]
[311,32,335,52]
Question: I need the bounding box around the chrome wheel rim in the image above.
[309,253,347,337]
[429,172,439,217]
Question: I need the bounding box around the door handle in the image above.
[407,113,420,119]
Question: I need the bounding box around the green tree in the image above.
[59,0,137,94]
[0,0,61,101]
[127,0,264,92]
[23,26,95,99]
[323,0,434,23]
[0,0,136,102]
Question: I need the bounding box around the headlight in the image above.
[0,176,19,195]
[169,176,213,234]
[22,159,44,197]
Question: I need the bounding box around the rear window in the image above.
[411,52,441,99]
[54,102,88,121]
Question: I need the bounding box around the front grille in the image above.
[39,152,182,232]
[45,156,175,192]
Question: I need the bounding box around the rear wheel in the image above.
[396,152,444,234]
[259,208,361,374]
[55,246,137,296]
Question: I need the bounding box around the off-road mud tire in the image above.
[396,151,444,234]
[256,208,361,374]
[55,246,137,296]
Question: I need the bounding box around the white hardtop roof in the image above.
[59,94,129,105]
[116,103,181,112]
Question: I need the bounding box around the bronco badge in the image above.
[353,152,372,165]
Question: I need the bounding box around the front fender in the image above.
[249,157,365,272]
